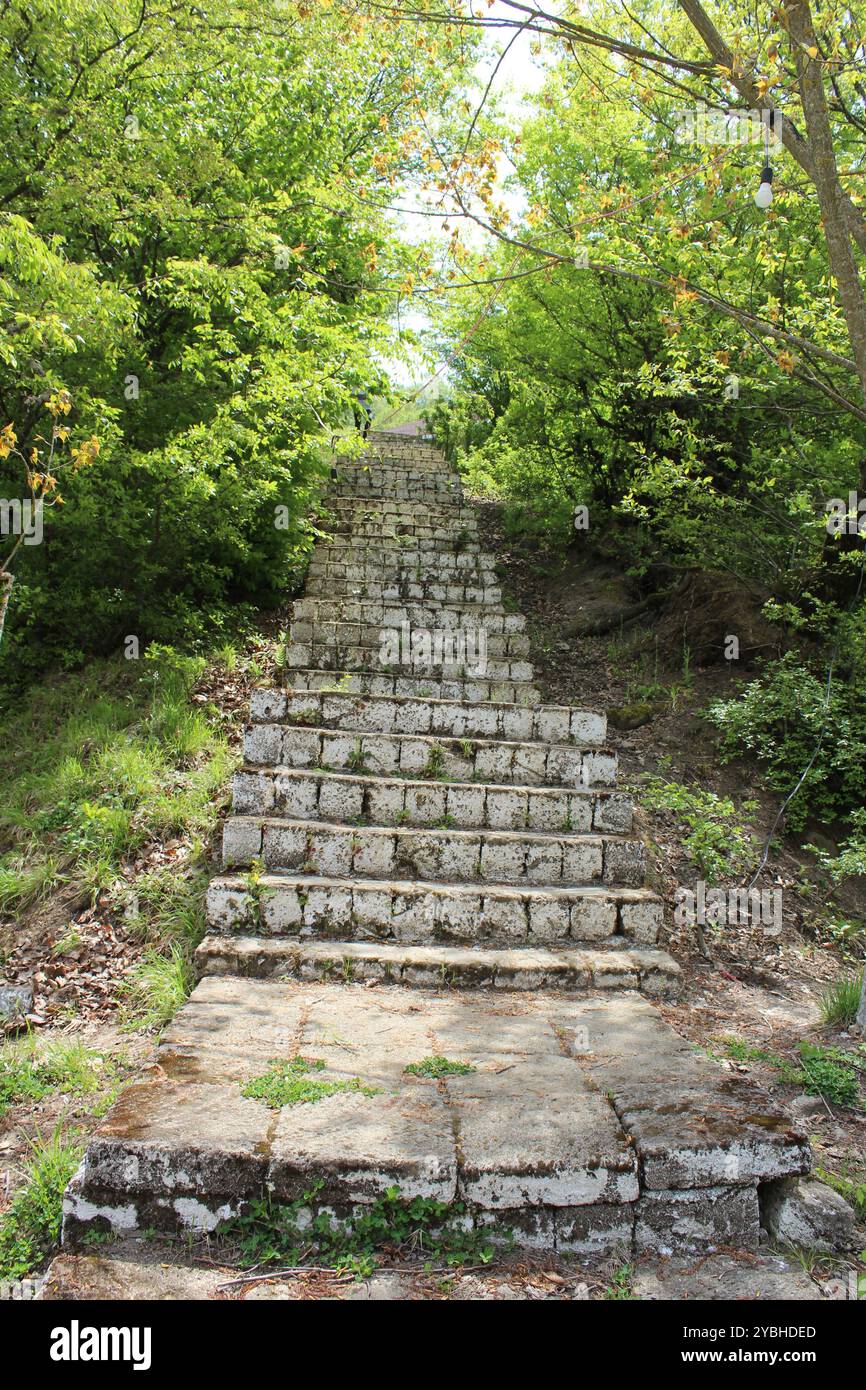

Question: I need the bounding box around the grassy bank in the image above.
[0,640,262,1282]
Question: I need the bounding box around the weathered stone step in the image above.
[333,466,458,483]
[280,639,530,672]
[330,479,461,503]
[306,570,499,597]
[247,725,615,788]
[232,767,633,833]
[253,688,607,746]
[349,441,447,460]
[278,669,541,703]
[323,521,479,544]
[312,538,491,562]
[206,873,661,945]
[308,549,496,574]
[335,464,455,479]
[61,980,808,1254]
[326,497,472,522]
[222,816,646,888]
[293,597,521,630]
[306,569,500,597]
[332,478,457,495]
[285,643,529,676]
[324,501,474,525]
[308,577,503,604]
[196,936,681,998]
[286,624,530,662]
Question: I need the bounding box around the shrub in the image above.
[638,779,757,883]
[808,809,866,883]
[707,654,866,829]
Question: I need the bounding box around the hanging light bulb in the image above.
[755,165,773,208]
[754,110,774,209]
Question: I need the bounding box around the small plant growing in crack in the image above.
[346,741,371,775]
[404,1055,476,1079]
[422,745,446,780]
[241,1057,380,1109]
[603,1262,636,1300]
[290,707,321,726]
[240,858,271,931]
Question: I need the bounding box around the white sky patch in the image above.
[380,3,547,389]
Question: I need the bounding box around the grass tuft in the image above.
[241,1057,381,1109]
[0,1037,109,1121]
[121,944,196,1032]
[819,974,863,1028]
[0,1128,82,1281]
[404,1055,476,1079]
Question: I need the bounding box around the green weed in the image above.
[0,1129,82,1281]
[217,1183,497,1276]
[820,975,863,1028]
[404,1055,476,1079]
[241,1057,381,1109]
[0,1037,109,1120]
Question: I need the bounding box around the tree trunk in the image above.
[786,2,866,400]
[678,0,866,261]
[857,965,866,1032]
[0,570,12,651]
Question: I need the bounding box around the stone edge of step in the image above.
[194,934,682,994]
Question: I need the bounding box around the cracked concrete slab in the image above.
[66,978,807,1254]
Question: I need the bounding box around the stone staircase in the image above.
[60,432,810,1268]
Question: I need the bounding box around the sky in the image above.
[380,3,547,393]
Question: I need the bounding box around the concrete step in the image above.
[306,568,500,596]
[323,521,479,543]
[283,642,531,679]
[343,445,458,471]
[61,979,808,1255]
[332,478,457,495]
[304,577,503,603]
[206,873,661,946]
[324,500,475,523]
[221,816,646,888]
[285,625,530,662]
[252,688,607,745]
[340,454,454,475]
[196,936,681,998]
[231,767,634,833]
[311,538,492,563]
[293,597,521,630]
[326,496,474,521]
[330,480,462,504]
[246,725,616,789]
[276,669,542,703]
[308,550,497,575]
